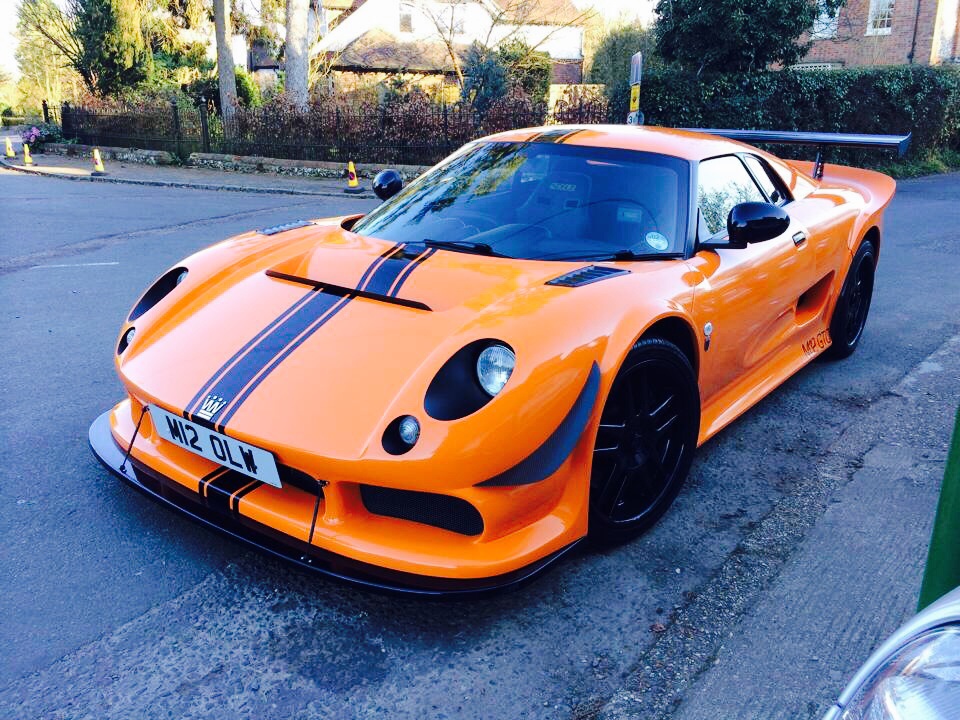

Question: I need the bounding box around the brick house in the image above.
[800,0,959,68]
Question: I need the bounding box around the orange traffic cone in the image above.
[4,137,14,158]
[92,148,107,176]
[344,160,364,194]
[23,143,33,166]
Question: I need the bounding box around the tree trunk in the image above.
[213,0,237,124]
[285,0,310,110]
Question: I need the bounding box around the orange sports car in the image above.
[89,125,909,594]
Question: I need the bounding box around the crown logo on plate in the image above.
[197,394,227,420]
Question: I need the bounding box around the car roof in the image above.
[483,125,749,162]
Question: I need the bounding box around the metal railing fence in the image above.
[58,94,616,165]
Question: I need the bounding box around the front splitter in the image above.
[88,410,580,597]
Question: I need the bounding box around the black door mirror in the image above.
[373,169,403,201]
[727,202,790,248]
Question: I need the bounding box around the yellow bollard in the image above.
[4,137,14,158]
[23,143,33,166]
[343,160,364,194]
[92,148,107,176]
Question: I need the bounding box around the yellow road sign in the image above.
[629,84,640,113]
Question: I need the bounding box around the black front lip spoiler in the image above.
[89,410,580,597]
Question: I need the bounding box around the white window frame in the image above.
[866,0,895,36]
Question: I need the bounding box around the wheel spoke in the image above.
[649,393,673,419]
[595,423,624,452]
[597,461,629,516]
[654,413,678,436]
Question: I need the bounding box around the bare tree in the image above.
[285,0,310,109]
[213,0,238,123]
[416,0,594,91]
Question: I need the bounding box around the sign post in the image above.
[918,406,960,610]
[626,52,643,126]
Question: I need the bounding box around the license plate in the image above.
[150,405,282,488]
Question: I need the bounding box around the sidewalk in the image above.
[0,145,377,199]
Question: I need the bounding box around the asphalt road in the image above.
[1,167,958,719]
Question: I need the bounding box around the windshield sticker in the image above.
[645,232,669,251]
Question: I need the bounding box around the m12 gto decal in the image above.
[801,330,832,356]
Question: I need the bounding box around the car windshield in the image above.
[352,141,690,261]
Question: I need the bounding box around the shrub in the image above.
[21,122,63,149]
[626,65,960,164]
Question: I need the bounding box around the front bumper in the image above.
[89,409,581,595]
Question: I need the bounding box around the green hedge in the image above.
[610,65,960,166]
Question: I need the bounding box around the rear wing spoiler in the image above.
[681,128,912,179]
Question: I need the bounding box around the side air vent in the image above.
[546,265,630,287]
[259,220,315,236]
[359,485,484,536]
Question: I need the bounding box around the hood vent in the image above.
[258,220,315,236]
[546,265,630,287]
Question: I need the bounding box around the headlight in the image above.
[476,344,515,396]
[840,625,960,719]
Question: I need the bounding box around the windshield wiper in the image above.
[422,239,509,257]
[544,249,657,262]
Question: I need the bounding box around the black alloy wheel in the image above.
[589,337,700,543]
[827,240,876,360]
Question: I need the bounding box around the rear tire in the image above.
[827,240,876,359]
[588,338,700,544]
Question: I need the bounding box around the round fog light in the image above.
[398,415,420,446]
[117,326,136,354]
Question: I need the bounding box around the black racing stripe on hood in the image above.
[363,243,431,295]
[214,293,353,431]
[388,247,436,297]
[211,292,350,432]
[185,245,402,429]
[185,289,318,419]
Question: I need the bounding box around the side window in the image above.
[697,156,765,237]
[743,155,786,204]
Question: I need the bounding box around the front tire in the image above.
[589,337,700,544]
[827,240,876,359]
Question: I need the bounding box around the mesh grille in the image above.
[359,485,483,536]
[546,265,630,287]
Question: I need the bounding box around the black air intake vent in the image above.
[359,486,484,536]
[546,265,630,287]
[279,465,324,497]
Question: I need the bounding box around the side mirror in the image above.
[373,169,403,201]
[727,202,790,248]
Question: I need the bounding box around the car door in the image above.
[684,154,815,412]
